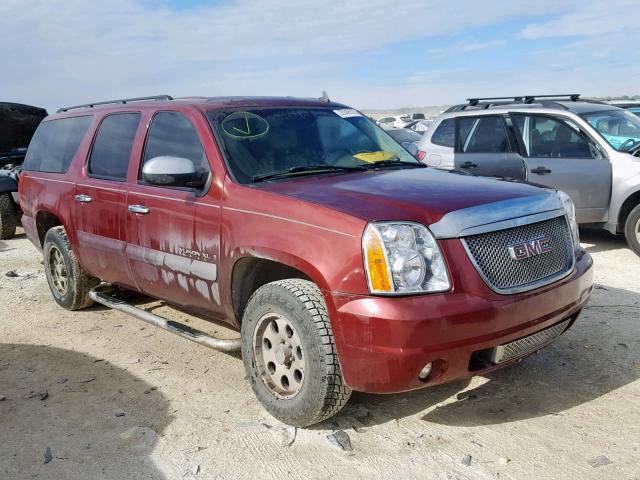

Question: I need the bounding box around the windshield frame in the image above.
[206,106,422,184]
[580,109,640,152]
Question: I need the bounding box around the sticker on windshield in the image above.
[354,151,397,163]
[333,109,362,119]
[222,111,269,139]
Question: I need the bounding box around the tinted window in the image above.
[514,114,600,158]
[431,118,454,147]
[88,113,140,180]
[23,116,92,173]
[457,116,511,153]
[142,112,209,178]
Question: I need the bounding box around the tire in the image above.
[624,204,640,257]
[43,226,100,310]
[241,279,351,427]
[0,192,17,240]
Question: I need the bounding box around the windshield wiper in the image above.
[362,158,426,169]
[252,165,366,183]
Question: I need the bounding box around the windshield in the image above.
[387,128,422,143]
[207,107,420,183]
[581,109,640,152]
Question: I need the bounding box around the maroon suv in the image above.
[19,95,593,426]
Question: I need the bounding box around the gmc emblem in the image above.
[508,236,552,260]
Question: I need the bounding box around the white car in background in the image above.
[376,115,412,129]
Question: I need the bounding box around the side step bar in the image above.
[89,286,241,352]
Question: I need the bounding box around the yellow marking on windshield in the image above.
[354,151,397,163]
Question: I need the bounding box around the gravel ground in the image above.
[0,228,639,480]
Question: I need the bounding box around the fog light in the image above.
[418,362,433,380]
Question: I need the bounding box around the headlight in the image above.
[362,222,450,294]
[557,190,580,252]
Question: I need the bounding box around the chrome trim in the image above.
[128,204,150,214]
[460,215,575,295]
[430,192,565,239]
[490,319,571,363]
[74,194,92,203]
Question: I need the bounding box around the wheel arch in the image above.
[618,189,640,233]
[230,251,328,324]
[35,210,64,246]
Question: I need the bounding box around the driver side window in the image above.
[141,111,211,183]
[513,114,602,159]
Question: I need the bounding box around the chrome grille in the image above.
[462,215,574,294]
[490,319,571,363]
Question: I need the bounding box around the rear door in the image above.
[453,115,526,180]
[511,113,612,223]
[73,112,141,288]
[126,110,222,315]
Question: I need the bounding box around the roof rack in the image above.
[57,95,173,113]
[466,94,581,106]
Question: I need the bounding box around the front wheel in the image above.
[624,204,640,257]
[241,279,351,427]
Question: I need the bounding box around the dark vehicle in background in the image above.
[0,102,47,238]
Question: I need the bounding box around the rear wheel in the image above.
[0,192,18,240]
[624,204,640,257]
[43,226,99,310]
[241,279,351,427]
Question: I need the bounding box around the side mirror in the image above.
[141,156,206,189]
[402,142,419,158]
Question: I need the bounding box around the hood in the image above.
[255,167,551,226]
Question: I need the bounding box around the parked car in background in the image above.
[608,100,640,117]
[386,127,422,156]
[408,118,434,133]
[377,115,412,129]
[417,94,640,256]
[20,94,592,426]
[410,113,426,120]
[0,102,47,238]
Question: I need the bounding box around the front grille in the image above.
[462,215,574,293]
[490,319,571,363]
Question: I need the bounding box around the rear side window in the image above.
[457,116,511,153]
[88,113,141,180]
[431,118,454,147]
[23,116,92,173]
[141,112,209,176]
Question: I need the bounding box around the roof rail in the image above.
[57,95,173,113]
[467,94,580,106]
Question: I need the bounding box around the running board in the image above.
[89,286,241,352]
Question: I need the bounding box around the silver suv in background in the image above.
[417,94,640,256]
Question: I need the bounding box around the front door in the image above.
[126,110,222,315]
[73,112,141,288]
[511,113,612,223]
[453,115,526,180]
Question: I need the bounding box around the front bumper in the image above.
[330,240,594,393]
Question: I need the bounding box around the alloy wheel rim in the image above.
[48,245,68,296]
[636,217,640,244]
[253,312,305,399]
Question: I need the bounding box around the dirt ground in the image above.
[0,228,639,480]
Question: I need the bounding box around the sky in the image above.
[1,0,639,113]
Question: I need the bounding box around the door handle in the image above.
[74,194,92,203]
[531,166,552,175]
[128,205,150,215]
[460,162,477,169]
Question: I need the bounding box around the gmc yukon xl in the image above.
[19,95,593,426]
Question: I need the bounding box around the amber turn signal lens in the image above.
[363,226,393,293]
